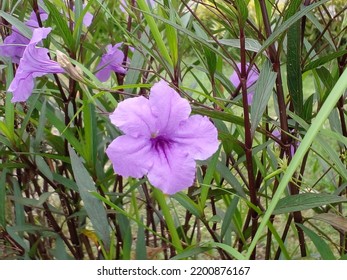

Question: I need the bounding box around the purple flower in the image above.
[8,27,64,103]
[95,43,127,82]
[272,129,298,157]
[0,27,29,64]
[230,63,259,105]
[0,8,48,63]
[106,80,219,195]
[73,4,93,27]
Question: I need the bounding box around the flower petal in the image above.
[95,44,126,81]
[149,80,191,134]
[172,115,219,160]
[8,73,34,102]
[106,135,153,178]
[230,63,259,89]
[147,144,196,195]
[110,96,157,138]
[8,28,64,102]
[0,28,29,63]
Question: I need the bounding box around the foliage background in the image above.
[0,0,347,260]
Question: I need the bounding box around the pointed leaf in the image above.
[273,193,347,215]
[251,60,276,136]
[297,224,335,260]
[68,146,110,248]
[312,213,347,233]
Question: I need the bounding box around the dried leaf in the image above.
[312,213,347,233]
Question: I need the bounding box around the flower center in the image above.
[150,135,172,154]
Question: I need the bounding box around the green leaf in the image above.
[0,10,31,38]
[297,224,335,260]
[68,146,110,249]
[171,246,212,260]
[172,193,202,218]
[216,161,246,198]
[235,0,248,27]
[256,0,328,58]
[137,0,173,66]
[135,218,147,260]
[216,38,261,53]
[44,0,74,50]
[200,146,220,209]
[212,242,245,260]
[251,60,276,137]
[287,20,303,116]
[221,196,239,239]
[0,169,7,228]
[273,193,347,215]
[304,50,347,72]
[192,108,244,126]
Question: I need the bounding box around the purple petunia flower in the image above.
[72,4,93,27]
[8,27,64,103]
[230,63,259,105]
[0,8,48,63]
[95,43,127,82]
[106,80,219,195]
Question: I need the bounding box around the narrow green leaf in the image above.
[256,0,328,57]
[297,224,335,260]
[0,10,31,38]
[137,0,173,66]
[216,38,261,53]
[135,218,147,260]
[44,0,74,50]
[33,100,47,150]
[273,193,347,215]
[192,108,244,126]
[221,196,239,239]
[235,0,248,27]
[83,100,97,168]
[283,0,302,21]
[171,246,212,260]
[0,169,7,227]
[68,146,110,248]
[251,60,276,137]
[200,146,220,209]
[304,50,347,72]
[287,20,303,116]
[212,242,246,260]
[172,193,202,218]
[216,161,246,198]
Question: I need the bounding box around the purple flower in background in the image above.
[26,8,49,28]
[73,4,93,27]
[0,8,48,63]
[272,129,298,157]
[8,27,64,103]
[0,27,29,64]
[95,43,127,82]
[106,80,219,195]
[230,63,259,105]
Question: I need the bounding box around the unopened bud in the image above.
[56,50,84,82]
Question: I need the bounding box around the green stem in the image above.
[152,188,183,253]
